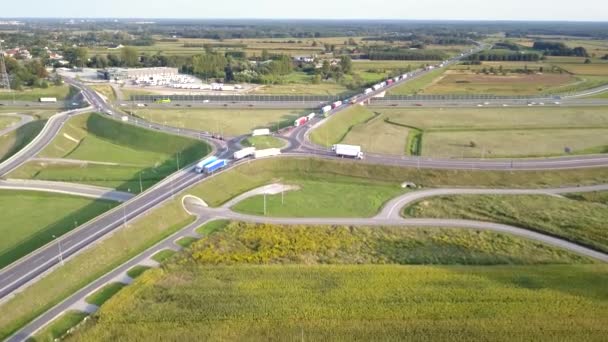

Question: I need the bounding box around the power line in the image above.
[0,40,12,97]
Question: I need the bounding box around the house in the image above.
[3,47,32,59]
[293,55,315,63]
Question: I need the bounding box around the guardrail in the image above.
[130,94,359,103]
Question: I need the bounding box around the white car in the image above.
[554,102,561,105]
[203,100,210,103]
[477,104,484,107]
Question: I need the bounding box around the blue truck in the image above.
[204,159,229,174]
[194,156,218,173]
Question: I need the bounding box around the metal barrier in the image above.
[131,93,359,103]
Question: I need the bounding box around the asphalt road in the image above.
[0,113,34,137]
[0,179,134,202]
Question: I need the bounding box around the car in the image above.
[539,102,545,106]
[554,101,561,105]
[477,104,483,107]
[502,104,509,107]
[203,100,210,103]
[414,103,423,106]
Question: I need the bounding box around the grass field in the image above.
[240,135,286,149]
[0,119,46,162]
[0,85,71,101]
[66,222,604,341]
[422,71,577,95]
[126,265,150,279]
[85,283,126,307]
[32,311,88,342]
[0,196,194,340]
[90,85,117,102]
[188,157,608,208]
[134,108,307,136]
[232,179,405,217]
[387,68,447,95]
[565,191,608,205]
[323,106,608,157]
[8,113,211,192]
[251,82,349,95]
[405,193,608,254]
[0,190,117,270]
[151,249,176,263]
[309,105,375,147]
[0,116,20,130]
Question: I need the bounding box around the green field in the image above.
[240,135,286,149]
[133,108,307,136]
[0,119,46,162]
[8,113,211,192]
[232,179,405,217]
[387,68,447,95]
[66,222,605,341]
[566,191,608,205]
[32,311,88,342]
[90,85,117,102]
[188,157,608,208]
[309,105,375,147]
[151,249,176,263]
[320,106,608,157]
[126,265,150,279]
[0,85,71,101]
[405,193,608,254]
[0,190,117,269]
[0,196,194,340]
[0,116,20,130]
[251,81,350,96]
[85,283,126,307]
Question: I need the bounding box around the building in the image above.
[293,55,315,63]
[3,47,32,60]
[98,67,179,82]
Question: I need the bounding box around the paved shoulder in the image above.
[0,179,134,202]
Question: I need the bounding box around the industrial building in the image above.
[97,67,179,82]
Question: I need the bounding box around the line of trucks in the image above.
[194,147,283,174]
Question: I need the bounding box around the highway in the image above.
[2,42,608,340]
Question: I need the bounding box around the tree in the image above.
[121,46,139,67]
[321,60,331,79]
[584,58,592,64]
[261,49,270,61]
[339,55,353,74]
[64,47,89,67]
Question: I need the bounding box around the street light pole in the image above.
[263,192,267,216]
[52,235,64,266]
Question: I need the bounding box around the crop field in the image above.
[134,108,307,136]
[66,222,604,341]
[240,135,286,149]
[325,106,608,157]
[187,157,608,207]
[232,179,405,217]
[0,85,71,101]
[0,190,117,269]
[404,193,608,254]
[8,113,211,192]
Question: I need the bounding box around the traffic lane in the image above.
[0,169,205,300]
[7,216,211,342]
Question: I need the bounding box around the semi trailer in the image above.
[332,144,364,159]
[294,116,308,127]
[204,159,229,174]
[321,105,332,113]
[254,148,281,159]
[195,156,218,173]
[252,128,270,136]
[233,147,256,160]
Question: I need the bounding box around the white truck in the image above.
[39,97,57,103]
[321,105,332,114]
[252,128,270,136]
[364,88,373,95]
[254,148,281,159]
[234,147,256,160]
[332,144,364,160]
[306,112,316,120]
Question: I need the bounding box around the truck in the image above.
[254,148,281,159]
[401,74,408,79]
[233,147,256,160]
[204,159,229,174]
[321,105,332,114]
[364,88,373,95]
[195,156,218,173]
[372,84,382,91]
[332,144,364,160]
[387,79,394,85]
[39,97,57,103]
[380,81,387,87]
[294,116,308,127]
[252,128,270,136]
[331,101,342,109]
[306,112,316,120]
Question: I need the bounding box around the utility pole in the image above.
[139,173,143,193]
[0,40,13,104]
[123,201,128,228]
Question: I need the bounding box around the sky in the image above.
[2,0,607,21]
